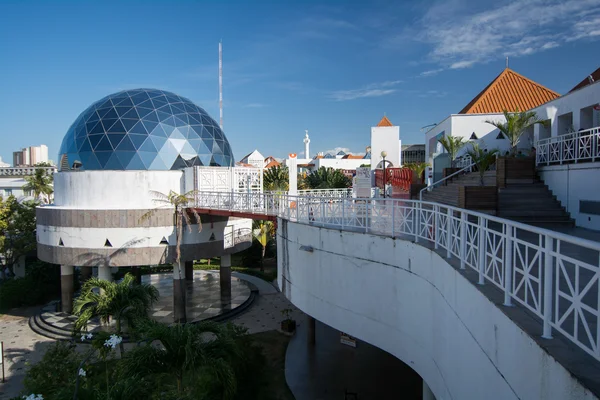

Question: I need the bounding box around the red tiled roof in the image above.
[264,159,280,169]
[458,68,560,114]
[343,154,364,159]
[568,67,600,93]
[377,116,394,127]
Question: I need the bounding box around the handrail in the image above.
[535,126,600,166]
[419,162,475,201]
[192,190,600,361]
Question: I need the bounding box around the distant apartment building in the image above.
[13,144,49,166]
[401,144,426,164]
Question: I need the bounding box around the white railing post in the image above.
[391,200,396,237]
[434,205,440,250]
[503,224,513,306]
[446,208,452,259]
[478,217,486,285]
[414,203,420,243]
[460,212,467,269]
[342,198,346,229]
[365,200,370,233]
[594,131,598,162]
[542,234,554,339]
[321,200,325,225]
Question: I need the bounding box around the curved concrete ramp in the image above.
[277,219,597,400]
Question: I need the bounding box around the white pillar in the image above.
[98,265,113,282]
[60,265,74,313]
[288,154,298,196]
[423,380,436,400]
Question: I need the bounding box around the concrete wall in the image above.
[539,162,600,230]
[278,220,595,400]
[54,170,183,209]
[313,158,367,171]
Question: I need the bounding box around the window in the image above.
[5,189,12,196]
[24,189,32,196]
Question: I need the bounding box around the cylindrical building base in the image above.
[220,254,232,297]
[98,265,113,282]
[423,380,436,400]
[60,265,74,314]
[173,262,186,323]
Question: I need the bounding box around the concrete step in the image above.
[29,314,73,341]
[498,209,571,217]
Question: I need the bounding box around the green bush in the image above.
[0,262,67,311]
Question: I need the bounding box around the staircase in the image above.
[421,170,574,226]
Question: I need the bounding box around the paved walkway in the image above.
[285,317,421,400]
[0,271,299,399]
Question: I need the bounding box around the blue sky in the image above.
[0,0,599,163]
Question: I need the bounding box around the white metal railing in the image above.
[266,188,353,199]
[536,127,600,166]
[193,191,600,361]
[419,162,475,201]
[0,166,57,176]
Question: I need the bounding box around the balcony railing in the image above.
[536,127,600,166]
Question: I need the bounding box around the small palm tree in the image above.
[438,136,466,167]
[252,220,274,272]
[142,190,201,323]
[466,143,499,185]
[305,167,352,189]
[486,109,547,156]
[23,163,54,203]
[73,273,159,352]
[121,319,245,396]
[263,165,289,191]
[405,162,429,184]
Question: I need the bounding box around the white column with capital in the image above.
[303,130,310,159]
[288,154,298,196]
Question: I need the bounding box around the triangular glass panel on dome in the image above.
[108,119,127,133]
[129,121,148,135]
[88,133,104,149]
[104,153,124,170]
[169,128,185,140]
[171,103,186,114]
[138,137,158,152]
[121,107,139,120]
[177,125,190,138]
[171,155,188,170]
[184,103,196,113]
[143,111,159,123]
[173,116,187,127]
[86,111,100,123]
[78,138,93,152]
[107,133,126,148]
[201,115,214,125]
[116,135,136,151]
[214,128,224,141]
[189,139,210,154]
[156,111,172,122]
[151,96,168,108]
[86,120,100,134]
[126,152,146,170]
[89,120,105,134]
[116,151,136,169]
[165,94,181,103]
[114,97,133,107]
[97,107,113,118]
[103,108,118,120]
[101,118,118,131]
[142,120,159,134]
[199,154,211,166]
[147,90,163,98]
[158,142,178,167]
[150,124,167,137]
[129,133,147,149]
[188,113,203,124]
[138,151,156,169]
[209,156,218,166]
[97,99,113,110]
[137,99,154,109]
[213,140,224,154]
[80,151,101,170]
[149,134,167,150]
[188,126,201,139]
[115,106,133,117]
[95,135,113,151]
[149,156,167,170]
[131,92,150,103]
[135,107,153,118]
[179,141,195,155]
[157,104,173,114]
[201,126,214,139]
[121,118,138,131]
[168,137,186,153]
[212,154,224,166]
[95,151,112,168]
[203,138,214,151]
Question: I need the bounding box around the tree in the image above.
[263,165,289,191]
[405,162,429,184]
[0,197,37,276]
[23,162,54,203]
[141,190,201,323]
[73,273,159,351]
[252,220,274,272]
[438,136,466,167]
[304,167,352,189]
[486,109,547,156]
[121,319,245,397]
[466,143,499,185]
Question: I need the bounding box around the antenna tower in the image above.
[219,40,223,130]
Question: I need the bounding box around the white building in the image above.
[424,68,560,182]
[239,149,265,168]
[371,116,401,171]
[0,166,57,201]
[13,144,49,167]
[0,157,10,168]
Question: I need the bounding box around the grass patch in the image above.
[251,330,295,400]
[193,258,277,282]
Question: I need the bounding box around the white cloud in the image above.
[322,147,366,156]
[328,80,403,101]
[420,68,444,77]
[415,0,600,69]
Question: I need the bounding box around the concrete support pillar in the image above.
[98,265,113,282]
[60,265,74,314]
[423,380,436,400]
[220,254,232,297]
[173,262,186,323]
[131,266,142,285]
[184,261,194,282]
[307,315,316,346]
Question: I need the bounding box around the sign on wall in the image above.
[340,332,357,347]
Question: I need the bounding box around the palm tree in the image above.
[466,143,499,185]
[404,162,429,184]
[252,220,274,272]
[141,190,201,323]
[73,273,159,353]
[263,165,289,191]
[121,319,245,396]
[304,167,352,189]
[23,163,54,203]
[438,136,466,167]
[486,109,547,156]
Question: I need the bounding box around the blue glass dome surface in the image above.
[58,89,234,171]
